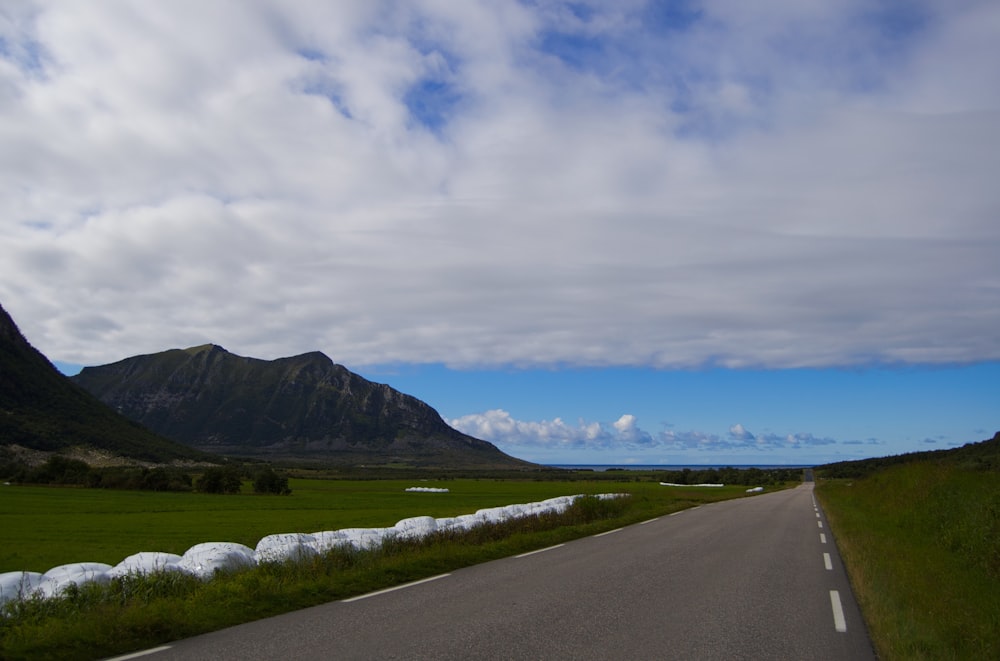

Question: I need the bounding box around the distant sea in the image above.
[549,464,811,472]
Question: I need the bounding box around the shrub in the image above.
[252,467,291,495]
[195,466,242,494]
[26,455,92,485]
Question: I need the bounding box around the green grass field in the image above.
[0,476,739,573]
[817,462,1000,660]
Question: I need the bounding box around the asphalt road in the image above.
[123,483,875,660]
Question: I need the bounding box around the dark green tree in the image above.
[196,466,242,494]
[27,455,92,485]
[252,466,291,495]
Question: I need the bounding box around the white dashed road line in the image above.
[830,590,848,632]
[813,497,848,633]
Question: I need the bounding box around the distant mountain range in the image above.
[0,302,212,464]
[71,344,531,469]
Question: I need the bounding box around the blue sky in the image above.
[361,362,1000,464]
[4,1,999,465]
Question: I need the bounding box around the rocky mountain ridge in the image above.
[0,302,212,464]
[71,344,530,468]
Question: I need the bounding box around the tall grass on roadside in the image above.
[816,462,1000,660]
[0,495,633,660]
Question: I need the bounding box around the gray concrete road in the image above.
[124,483,875,660]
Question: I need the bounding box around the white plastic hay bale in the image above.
[455,513,484,529]
[0,571,44,605]
[107,552,184,579]
[308,530,353,553]
[177,542,256,579]
[42,562,113,579]
[523,502,551,516]
[337,528,388,551]
[474,506,511,524]
[500,504,529,519]
[745,486,764,493]
[393,515,438,539]
[254,533,319,564]
[660,482,725,487]
[36,562,112,598]
[405,487,449,493]
[538,495,577,514]
[434,517,462,532]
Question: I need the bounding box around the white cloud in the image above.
[612,414,654,445]
[728,424,754,441]
[0,1,997,370]
[451,410,846,459]
[449,409,618,451]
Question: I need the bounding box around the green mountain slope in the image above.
[71,344,532,468]
[817,430,1000,478]
[0,302,213,464]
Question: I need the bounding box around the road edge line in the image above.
[104,645,173,660]
[342,573,451,603]
[515,543,565,558]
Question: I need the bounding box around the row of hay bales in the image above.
[1,493,621,606]
[659,483,765,493]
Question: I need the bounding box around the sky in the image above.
[1,1,998,466]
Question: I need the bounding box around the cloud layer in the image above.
[449,410,860,461]
[2,1,998,369]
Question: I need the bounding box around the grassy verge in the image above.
[0,482,766,660]
[816,462,1000,660]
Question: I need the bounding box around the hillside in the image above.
[71,345,532,468]
[817,430,1000,478]
[0,302,213,464]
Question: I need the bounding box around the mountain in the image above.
[71,344,532,468]
[0,302,213,464]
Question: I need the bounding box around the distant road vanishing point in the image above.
[126,482,875,660]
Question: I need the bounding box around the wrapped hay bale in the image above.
[0,571,45,605]
[177,542,255,579]
[392,516,438,540]
[308,530,353,553]
[36,562,112,598]
[107,552,184,578]
[337,528,388,551]
[254,533,318,563]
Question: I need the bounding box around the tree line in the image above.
[634,466,804,486]
[0,453,291,495]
